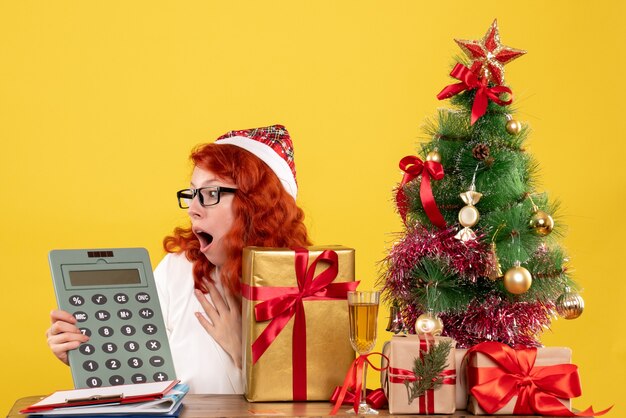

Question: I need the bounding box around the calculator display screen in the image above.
[69,269,141,286]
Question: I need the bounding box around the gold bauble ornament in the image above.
[505,119,522,135]
[503,261,532,294]
[426,150,442,163]
[556,287,584,319]
[414,310,444,335]
[530,210,554,236]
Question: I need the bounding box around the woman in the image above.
[46,125,311,394]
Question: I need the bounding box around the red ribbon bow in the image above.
[437,63,513,125]
[467,341,612,416]
[241,247,359,401]
[330,387,388,410]
[330,352,388,415]
[396,155,446,229]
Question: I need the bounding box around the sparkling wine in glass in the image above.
[347,290,380,415]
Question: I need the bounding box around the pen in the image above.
[65,393,124,403]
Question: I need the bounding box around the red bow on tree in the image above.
[437,63,513,125]
[396,155,446,229]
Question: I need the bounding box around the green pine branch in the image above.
[404,340,453,405]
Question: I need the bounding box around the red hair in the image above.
[163,143,311,296]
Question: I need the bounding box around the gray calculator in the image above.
[49,248,176,389]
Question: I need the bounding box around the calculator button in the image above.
[69,295,85,306]
[117,309,133,320]
[142,324,158,335]
[105,359,121,370]
[79,344,95,355]
[136,292,150,303]
[149,356,165,367]
[98,326,114,337]
[128,357,143,368]
[132,374,147,384]
[83,360,99,371]
[95,310,111,321]
[139,308,154,319]
[73,312,88,322]
[86,377,102,388]
[146,340,161,351]
[79,327,92,337]
[121,325,136,336]
[91,294,107,305]
[124,341,139,352]
[109,375,125,385]
[154,372,169,382]
[102,342,117,353]
[114,293,129,304]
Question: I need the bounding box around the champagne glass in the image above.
[347,290,380,415]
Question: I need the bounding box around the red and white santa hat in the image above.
[215,124,298,199]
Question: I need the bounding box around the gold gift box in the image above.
[467,346,572,415]
[382,335,457,414]
[242,246,356,401]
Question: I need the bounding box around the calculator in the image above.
[49,248,176,389]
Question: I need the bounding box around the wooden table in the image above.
[7,394,586,417]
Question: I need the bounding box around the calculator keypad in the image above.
[69,289,175,388]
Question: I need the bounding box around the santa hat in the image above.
[215,124,298,199]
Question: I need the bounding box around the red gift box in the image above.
[466,342,611,416]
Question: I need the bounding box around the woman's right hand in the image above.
[46,309,89,365]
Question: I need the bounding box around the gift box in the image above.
[455,348,468,410]
[382,334,456,414]
[241,246,358,401]
[466,342,576,415]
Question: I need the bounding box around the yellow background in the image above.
[1,1,624,415]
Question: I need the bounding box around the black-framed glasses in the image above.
[176,186,237,209]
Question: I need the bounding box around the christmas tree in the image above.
[380,20,584,348]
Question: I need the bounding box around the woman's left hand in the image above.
[194,282,242,369]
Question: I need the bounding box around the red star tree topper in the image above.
[455,19,526,85]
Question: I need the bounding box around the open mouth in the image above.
[194,229,214,251]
